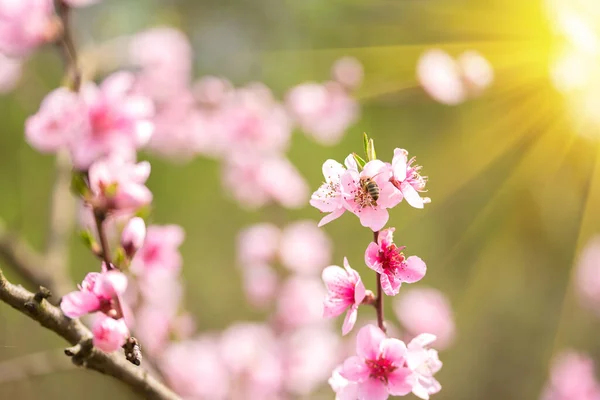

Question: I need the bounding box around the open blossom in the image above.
[61,269,127,319]
[394,288,455,350]
[0,0,57,57]
[406,334,443,399]
[276,276,326,329]
[130,224,184,275]
[92,314,129,352]
[331,56,364,91]
[541,351,600,400]
[329,366,359,400]
[237,223,280,265]
[391,148,429,209]
[120,217,146,258]
[279,220,332,275]
[310,155,357,227]
[341,160,403,231]
[322,257,366,335]
[365,228,426,296]
[339,324,413,400]
[87,158,152,213]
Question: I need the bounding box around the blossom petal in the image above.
[388,367,414,396]
[364,242,381,271]
[356,324,386,359]
[323,159,345,183]
[358,207,389,232]
[358,378,389,400]
[399,256,427,283]
[317,207,345,227]
[354,277,366,304]
[380,338,407,364]
[342,305,358,335]
[380,271,401,296]
[392,148,408,181]
[340,356,369,381]
[60,291,100,318]
[401,181,424,209]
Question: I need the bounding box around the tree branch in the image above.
[0,268,181,400]
[373,231,386,333]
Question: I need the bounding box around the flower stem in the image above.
[373,231,386,333]
[54,0,81,91]
[93,210,113,270]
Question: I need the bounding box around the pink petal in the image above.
[364,242,381,271]
[387,367,414,396]
[400,256,427,283]
[356,324,386,360]
[380,271,401,296]
[392,149,408,181]
[340,356,369,381]
[358,378,389,400]
[60,291,100,318]
[354,278,366,304]
[100,271,128,297]
[101,71,135,100]
[344,154,358,171]
[401,181,424,209]
[358,207,389,232]
[411,333,437,348]
[342,306,358,335]
[380,338,407,364]
[362,160,386,178]
[322,265,351,295]
[322,159,345,182]
[317,207,345,227]
[377,181,403,209]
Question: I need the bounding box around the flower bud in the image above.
[92,315,129,352]
[121,217,146,258]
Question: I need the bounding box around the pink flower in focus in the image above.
[130,224,184,275]
[331,56,364,91]
[241,263,279,309]
[329,366,359,400]
[340,324,413,400]
[286,81,359,146]
[237,223,280,265]
[121,216,146,258]
[541,351,600,400]
[341,160,403,231]
[71,72,154,169]
[61,269,127,318]
[87,158,152,213]
[161,337,230,400]
[322,257,366,335]
[25,87,87,153]
[276,276,327,329]
[406,334,443,400]
[365,228,426,296]
[0,53,21,93]
[279,220,332,275]
[310,154,357,227]
[92,314,129,352]
[393,288,455,350]
[575,237,600,312]
[0,0,57,57]
[391,148,429,209]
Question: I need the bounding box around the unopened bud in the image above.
[121,217,146,258]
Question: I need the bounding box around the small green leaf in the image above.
[104,182,119,197]
[79,230,97,250]
[70,172,89,198]
[114,247,128,270]
[352,153,366,169]
[362,133,369,157]
[367,138,377,161]
[134,204,152,221]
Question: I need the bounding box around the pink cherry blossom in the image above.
[0,53,21,93]
[457,51,494,95]
[193,75,232,107]
[391,148,429,209]
[417,49,466,105]
[339,324,413,400]
[241,263,279,309]
[61,269,127,318]
[365,228,426,296]
[393,288,455,350]
[121,217,146,258]
[237,223,280,265]
[406,334,443,400]
[279,220,332,275]
[285,81,359,146]
[0,0,57,57]
[161,337,230,400]
[329,366,360,400]
[276,276,327,329]
[70,72,154,169]
[341,160,403,231]
[130,224,184,275]
[322,257,366,335]
[131,305,172,357]
[92,314,129,352]
[310,154,357,227]
[541,351,600,400]
[331,56,364,91]
[87,157,152,213]
[25,87,87,153]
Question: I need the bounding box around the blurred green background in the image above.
[2,0,600,399]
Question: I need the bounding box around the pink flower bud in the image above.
[92,314,129,352]
[121,217,146,258]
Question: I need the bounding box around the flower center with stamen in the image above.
[354,177,377,209]
[366,356,397,383]
[380,243,406,272]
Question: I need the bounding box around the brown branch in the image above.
[93,210,113,269]
[53,0,81,91]
[373,231,386,333]
[0,268,181,400]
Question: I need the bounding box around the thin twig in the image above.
[93,210,113,269]
[373,231,386,333]
[53,0,81,91]
[0,269,181,400]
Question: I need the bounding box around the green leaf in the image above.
[79,230,96,250]
[70,171,89,198]
[114,247,128,270]
[362,133,369,157]
[134,204,152,220]
[367,138,377,161]
[352,153,366,169]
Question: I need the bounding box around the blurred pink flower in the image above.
[193,75,233,107]
[340,324,413,400]
[129,27,192,102]
[457,51,494,95]
[283,326,342,395]
[131,305,171,357]
[61,269,127,319]
[391,148,429,209]
[130,224,184,275]
[241,263,279,308]
[237,223,280,265]
[121,216,146,258]
[0,53,20,93]
[71,72,154,169]
[161,337,230,400]
[25,87,87,153]
[541,351,600,400]
[331,56,364,91]
[575,236,600,312]
[87,157,152,213]
[310,155,357,227]
[365,228,426,296]
[341,160,402,231]
[279,220,332,275]
[329,366,360,400]
[92,314,129,353]
[285,81,359,146]
[406,334,442,399]
[0,0,57,57]
[322,257,366,335]
[276,276,327,329]
[393,288,455,350]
